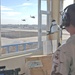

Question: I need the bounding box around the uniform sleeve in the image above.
[50,49,71,75]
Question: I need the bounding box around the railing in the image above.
[1,42,38,54]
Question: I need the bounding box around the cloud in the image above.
[1,11,21,16]
[1,6,13,11]
[1,6,21,16]
[21,3,32,6]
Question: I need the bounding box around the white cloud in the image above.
[1,6,13,11]
[1,11,21,16]
[22,3,32,6]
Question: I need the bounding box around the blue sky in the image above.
[1,0,74,25]
[1,0,39,24]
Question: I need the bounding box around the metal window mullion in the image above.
[47,0,52,31]
[38,0,42,49]
[60,0,63,25]
[0,23,1,55]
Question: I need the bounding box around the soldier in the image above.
[51,3,75,75]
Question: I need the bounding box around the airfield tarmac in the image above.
[1,28,70,46]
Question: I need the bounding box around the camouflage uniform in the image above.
[51,34,75,75]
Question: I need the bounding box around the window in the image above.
[1,0,39,55]
[63,0,74,9]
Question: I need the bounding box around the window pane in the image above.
[63,0,74,9]
[41,14,47,41]
[41,0,47,11]
[1,0,38,54]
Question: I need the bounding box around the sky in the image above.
[1,0,39,24]
[1,0,74,25]
[63,0,74,9]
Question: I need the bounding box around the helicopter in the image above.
[21,19,26,21]
[30,15,35,18]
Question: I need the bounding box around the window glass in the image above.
[41,0,47,11]
[1,0,38,55]
[41,14,47,41]
[63,0,74,9]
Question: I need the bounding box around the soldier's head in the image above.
[61,3,75,35]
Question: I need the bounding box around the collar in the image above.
[66,34,75,43]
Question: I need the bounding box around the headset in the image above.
[60,3,75,29]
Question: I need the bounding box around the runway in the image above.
[1,28,70,46]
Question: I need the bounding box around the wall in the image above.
[0,49,43,75]
[0,55,28,74]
